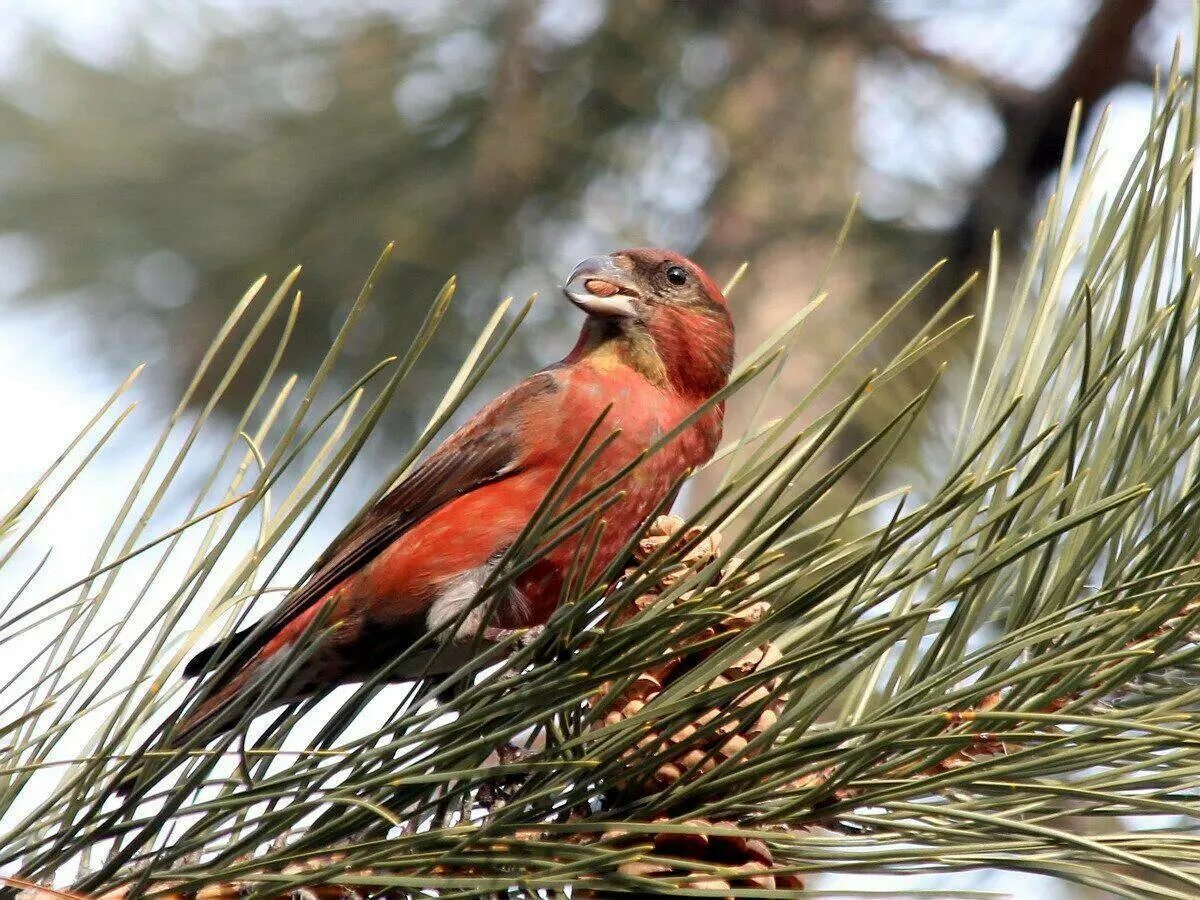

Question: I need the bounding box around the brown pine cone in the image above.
[574,818,803,898]
[593,517,787,792]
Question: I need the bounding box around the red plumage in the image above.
[177,248,734,738]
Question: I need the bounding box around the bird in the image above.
[159,248,734,759]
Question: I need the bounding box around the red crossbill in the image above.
[174,248,735,744]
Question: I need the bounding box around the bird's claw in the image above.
[477,741,533,810]
[483,624,546,649]
[495,740,532,767]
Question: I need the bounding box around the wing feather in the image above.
[184,372,558,678]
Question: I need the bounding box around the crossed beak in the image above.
[562,254,640,319]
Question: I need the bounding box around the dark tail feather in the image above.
[184,624,259,677]
[120,619,475,796]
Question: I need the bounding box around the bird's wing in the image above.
[184,371,559,678]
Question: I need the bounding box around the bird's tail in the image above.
[182,623,259,678]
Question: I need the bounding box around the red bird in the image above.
[177,248,734,739]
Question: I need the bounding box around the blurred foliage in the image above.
[0,1,744,434]
[0,0,1184,447]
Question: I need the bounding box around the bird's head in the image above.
[562,248,734,397]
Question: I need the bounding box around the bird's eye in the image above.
[665,265,688,286]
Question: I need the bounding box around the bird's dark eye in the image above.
[665,265,688,286]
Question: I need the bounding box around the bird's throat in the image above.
[572,318,670,387]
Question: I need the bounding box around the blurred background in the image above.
[0,0,1192,895]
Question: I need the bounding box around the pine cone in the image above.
[593,516,787,792]
[575,818,803,898]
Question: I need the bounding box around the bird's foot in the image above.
[495,740,533,767]
[477,741,535,811]
[482,624,545,649]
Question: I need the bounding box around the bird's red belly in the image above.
[356,472,547,617]
[356,446,683,628]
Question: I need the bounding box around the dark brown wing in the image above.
[184,372,559,677]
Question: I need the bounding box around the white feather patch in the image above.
[426,560,532,641]
[426,563,494,641]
